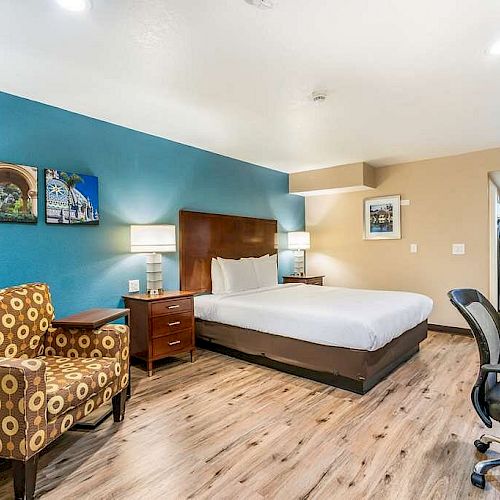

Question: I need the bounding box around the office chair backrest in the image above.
[448,288,500,427]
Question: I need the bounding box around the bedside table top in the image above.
[283,275,325,279]
[122,290,197,302]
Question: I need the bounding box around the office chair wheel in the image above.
[475,440,490,453]
[471,472,486,489]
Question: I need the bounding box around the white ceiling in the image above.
[1,0,500,173]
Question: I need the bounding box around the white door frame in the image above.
[489,177,498,307]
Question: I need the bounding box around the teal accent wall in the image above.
[0,92,304,317]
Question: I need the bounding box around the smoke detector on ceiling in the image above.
[311,90,328,103]
[244,0,275,9]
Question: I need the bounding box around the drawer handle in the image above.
[167,305,180,309]
[168,321,181,326]
[168,340,181,346]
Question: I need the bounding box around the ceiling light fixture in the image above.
[244,0,275,9]
[488,39,500,56]
[311,90,328,103]
[55,0,91,12]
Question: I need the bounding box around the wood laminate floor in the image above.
[0,331,498,499]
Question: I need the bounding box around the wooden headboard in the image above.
[179,210,277,292]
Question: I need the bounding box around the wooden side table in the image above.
[51,308,130,329]
[123,290,196,376]
[283,275,325,286]
[51,307,130,429]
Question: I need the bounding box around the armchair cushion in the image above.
[44,324,129,392]
[0,283,54,359]
[40,356,118,420]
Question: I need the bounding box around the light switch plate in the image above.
[452,243,465,255]
[401,199,410,206]
[128,279,140,293]
[410,243,418,253]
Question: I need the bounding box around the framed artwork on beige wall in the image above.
[364,194,401,240]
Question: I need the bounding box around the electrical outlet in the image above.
[452,243,465,255]
[128,280,140,293]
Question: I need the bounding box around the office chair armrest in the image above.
[481,363,500,373]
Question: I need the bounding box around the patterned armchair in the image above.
[0,283,129,500]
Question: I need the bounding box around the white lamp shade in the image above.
[130,225,176,253]
[287,231,310,250]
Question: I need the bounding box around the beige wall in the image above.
[290,162,375,195]
[305,148,500,327]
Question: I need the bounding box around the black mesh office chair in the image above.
[448,288,500,489]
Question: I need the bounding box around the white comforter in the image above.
[194,284,433,351]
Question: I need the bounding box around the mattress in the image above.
[194,284,433,351]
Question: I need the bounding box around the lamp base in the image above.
[146,253,163,294]
[293,250,305,276]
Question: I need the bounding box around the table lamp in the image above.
[130,225,176,295]
[287,231,310,276]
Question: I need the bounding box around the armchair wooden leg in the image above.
[12,454,38,500]
[112,389,127,422]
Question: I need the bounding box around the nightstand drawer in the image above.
[151,298,192,317]
[152,312,192,337]
[152,329,193,357]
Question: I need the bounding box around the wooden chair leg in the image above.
[112,389,127,422]
[12,454,38,500]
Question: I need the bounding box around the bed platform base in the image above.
[196,320,428,395]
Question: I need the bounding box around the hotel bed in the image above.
[180,210,433,394]
[195,284,432,351]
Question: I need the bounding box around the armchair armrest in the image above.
[481,363,500,373]
[0,357,47,460]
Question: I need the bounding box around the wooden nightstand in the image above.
[123,291,196,376]
[283,275,325,286]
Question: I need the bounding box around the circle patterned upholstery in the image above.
[0,283,54,359]
[0,357,47,459]
[40,355,118,421]
[0,283,130,461]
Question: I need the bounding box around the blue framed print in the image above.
[45,169,99,225]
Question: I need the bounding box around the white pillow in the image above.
[217,257,259,293]
[211,258,226,294]
[252,254,278,288]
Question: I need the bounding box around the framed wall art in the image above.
[45,169,99,225]
[364,195,401,240]
[0,161,38,224]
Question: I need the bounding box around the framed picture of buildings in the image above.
[364,195,401,240]
[0,161,38,224]
[45,169,99,225]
